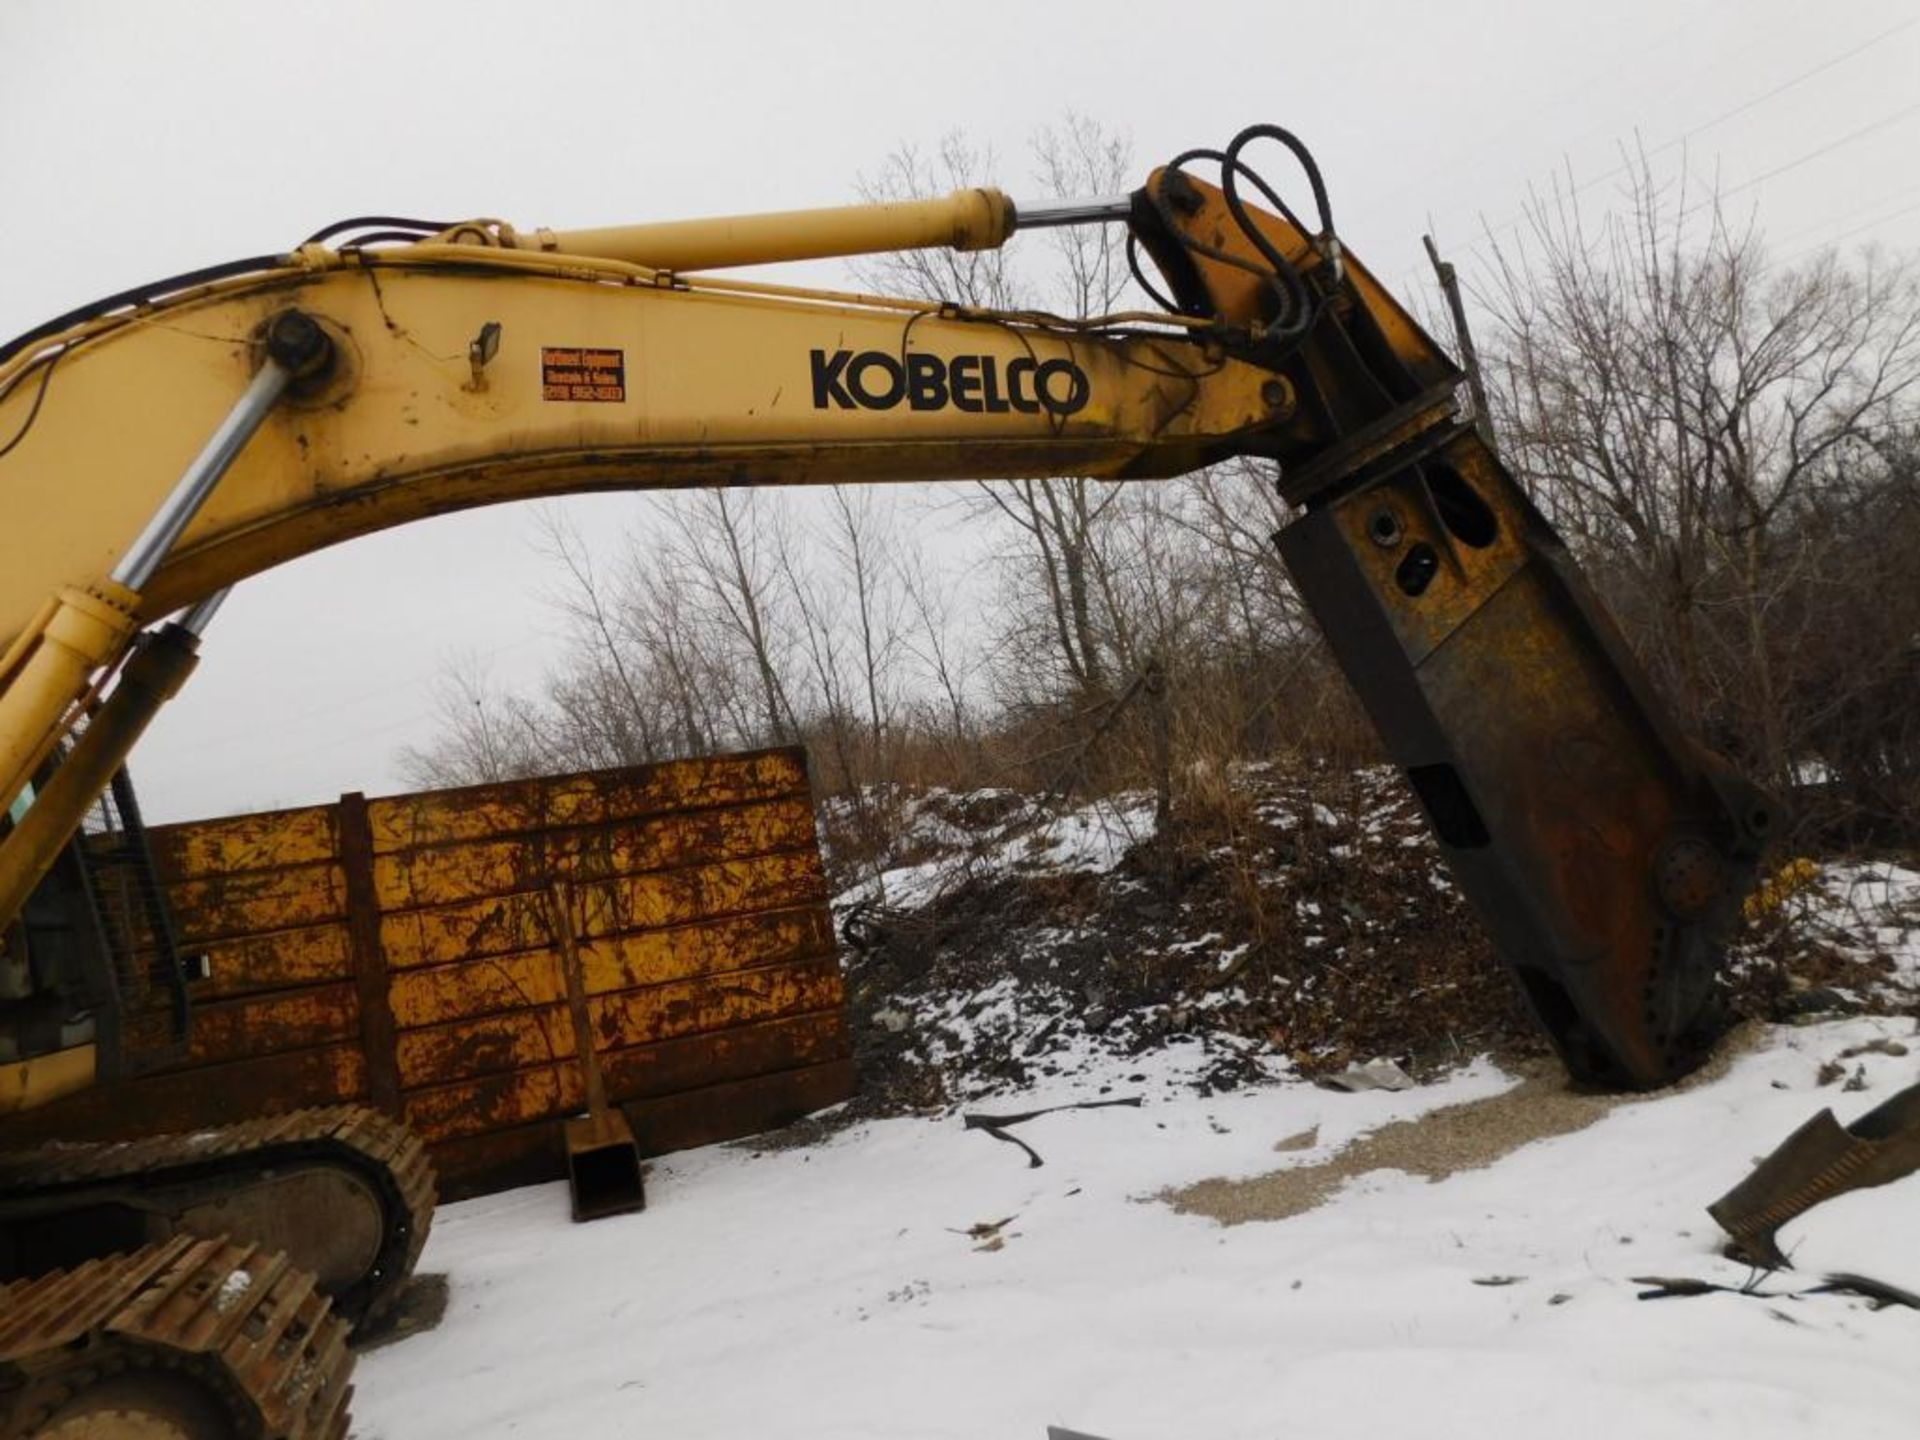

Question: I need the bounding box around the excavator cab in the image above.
[2,764,190,1095]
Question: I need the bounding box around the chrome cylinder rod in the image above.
[177,586,231,637]
[1011,194,1135,230]
[109,360,294,592]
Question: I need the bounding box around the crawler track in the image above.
[0,1234,354,1438]
[0,1107,435,1329]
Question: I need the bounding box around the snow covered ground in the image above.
[1806,861,1920,991]
[353,786,1919,1439]
[353,1015,1920,1440]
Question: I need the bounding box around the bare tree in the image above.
[402,123,1920,862]
[664,490,801,744]
[1474,151,1920,830]
[398,655,550,788]
[852,118,1145,708]
[532,508,660,764]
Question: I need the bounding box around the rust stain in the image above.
[370,796,818,910]
[188,925,355,1000]
[147,803,340,881]
[33,747,850,1180]
[403,1064,583,1143]
[326,1044,369,1100]
[383,905,834,1029]
[174,983,361,1069]
[590,956,844,1048]
[4,1046,371,1146]
[387,949,567,1028]
[394,1005,577,1088]
[378,850,827,969]
[165,862,349,944]
[583,906,832,991]
[600,1011,849,1101]
[364,749,808,854]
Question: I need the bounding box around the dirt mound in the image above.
[832,766,1538,1117]
[816,767,1915,1129]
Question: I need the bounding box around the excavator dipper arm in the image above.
[0,125,1770,1096]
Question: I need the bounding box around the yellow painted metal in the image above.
[490,188,1016,271]
[0,1043,97,1114]
[575,906,833,992]
[0,1045,369,1143]
[388,951,568,1028]
[394,1005,577,1090]
[592,958,843,1048]
[378,850,826,968]
[0,179,1271,1141]
[383,906,832,1027]
[10,749,852,1181]
[403,1064,581,1144]
[372,796,817,910]
[1141,166,1454,392]
[0,264,1271,647]
[180,984,359,1067]
[192,926,353,999]
[166,863,347,941]
[0,584,140,818]
[0,217,1271,945]
[384,909,833,1045]
[0,622,202,941]
[364,749,808,851]
[150,803,340,878]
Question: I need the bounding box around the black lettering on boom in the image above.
[1035,359,1089,416]
[808,349,1088,417]
[847,352,905,409]
[906,354,948,411]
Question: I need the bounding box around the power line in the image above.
[1670,15,1916,149]
[1449,16,1918,260]
[1702,99,1920,209]
[1781,198,1920,267]
[1771,177,1920,249]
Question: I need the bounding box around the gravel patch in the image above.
[1165,1028,1759,1225]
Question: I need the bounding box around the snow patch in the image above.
[355,1020,1920,1440]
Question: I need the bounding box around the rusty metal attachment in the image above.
[547,882,645,1222]
[1127,138,1774,1088]
[1276,423,1776,1088]
[1709,1080,1920,1268]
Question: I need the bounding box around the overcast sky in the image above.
[3,0,1916,823]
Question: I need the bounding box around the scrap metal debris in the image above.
[1633,1272,1920,1312]
[1634,1275,1756,1300]
[1819,1272,1920,1312]
[950,1215,1018,1241]
[1317,1057,1416,1093]
[1838,1037,1910,1060]
[962,1097,1144,1168]
[1709,1079,1920,1267]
